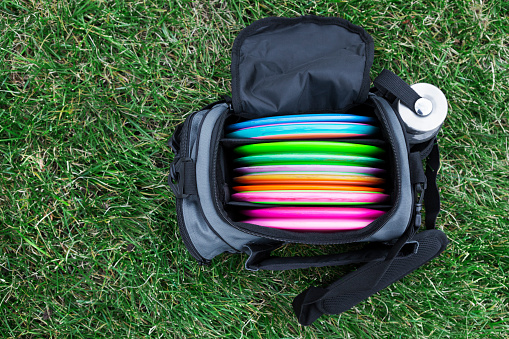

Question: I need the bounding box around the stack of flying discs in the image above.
[226,113,378,139]
[227,114,389,232]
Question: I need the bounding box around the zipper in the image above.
[209,98,408,245]
[371,95,419,240]
[367,96,405,233]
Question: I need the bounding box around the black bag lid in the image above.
[231,16,374,117]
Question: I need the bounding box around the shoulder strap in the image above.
[292,229,448,325]
[290,137,445,325]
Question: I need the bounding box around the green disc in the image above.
[234,141,384,156]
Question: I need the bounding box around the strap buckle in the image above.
[413,180,427,229]
[169,157,194,198]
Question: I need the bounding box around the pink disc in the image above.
[241,207,386,219]
[241,218,375,231]
[234,165,385,175]
[252,133,365,139]
[232,191,389,205]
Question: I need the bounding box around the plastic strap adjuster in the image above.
[414,180,427,229]
[169,157,196,198]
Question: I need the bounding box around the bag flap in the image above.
[231,16,374,118]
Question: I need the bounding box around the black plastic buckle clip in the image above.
[169,157,194,198]
[414,179,427,229]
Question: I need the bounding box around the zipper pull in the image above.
[222,95,233,110]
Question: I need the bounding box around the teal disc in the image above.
[234,153,384,167]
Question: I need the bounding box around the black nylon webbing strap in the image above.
[419,138,436,160]
[409,152,426,185]
[293,228,414,325]
[409,140,441,229]
[373,69,421,113]
[183,161,197,195]
[244,243,391,271]
[292,229,449,326]
[424,142,441,229]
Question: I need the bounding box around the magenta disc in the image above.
[231,190,389,205]
[241,218,375,231]
[241,207,386,219]
[234,165,385,175]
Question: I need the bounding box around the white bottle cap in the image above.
[397,83,447,143]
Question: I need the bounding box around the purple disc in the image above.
[234,164,384,175]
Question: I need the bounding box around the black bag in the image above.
[168,16,448,326]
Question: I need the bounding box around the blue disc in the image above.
[227,114,375,132]
[225,122,378,139]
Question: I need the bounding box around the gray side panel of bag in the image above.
[187,104,268,260]
[182,197,234,260]
[363,95,412,242]
[181,105,237,260]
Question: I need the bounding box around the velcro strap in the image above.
[373,69,421,112]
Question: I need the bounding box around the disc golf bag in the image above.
[168,16,448,325]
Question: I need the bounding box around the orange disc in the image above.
[234,172,384,186]
[233,184,384,192]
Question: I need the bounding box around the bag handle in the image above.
[243,242,408,271]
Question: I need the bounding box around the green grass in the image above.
[1,0,508,337]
